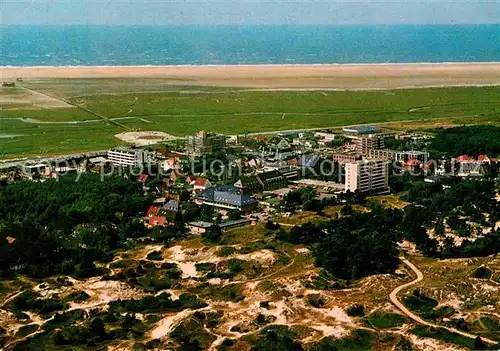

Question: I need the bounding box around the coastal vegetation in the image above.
[429,125,500,157]
[0,173,154,278]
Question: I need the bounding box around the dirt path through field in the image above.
[390,257,498,346]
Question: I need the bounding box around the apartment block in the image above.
[345,158,389,193]
[369,149,429,163]
[107,147,152,167]
[186,131,226,156]
[347,134,386,156]
[333,153,359,164]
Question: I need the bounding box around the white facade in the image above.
[345,158,389,193]
[107,148,152,166]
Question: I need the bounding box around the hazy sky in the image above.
[2,0,499,25]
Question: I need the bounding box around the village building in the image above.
[195,185,258,211]
[186,131,226,156]
[193,177,212,191]
[188,218,253,234]
[107,147,153,167]
[256,170,288,191]
[345,158,389,193]
[234,176,262,195]
[333,153,359,164]
[144,205,167,227]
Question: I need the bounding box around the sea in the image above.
[1,25,499,66]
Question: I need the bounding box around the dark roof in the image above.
[219,218,251,228]
[234,176,260,188]
[198,185,257,207]
[188,221,213,229]
[189,218,251,229]
[162,199,179,212]
[297,154,321,168]
[256,170,286,184]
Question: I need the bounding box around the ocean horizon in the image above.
[1,24,499,66]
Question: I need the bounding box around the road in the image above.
[390,257,498,346]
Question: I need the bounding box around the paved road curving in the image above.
[390,256,499,346]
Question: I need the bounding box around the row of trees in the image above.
[430,125,500,157]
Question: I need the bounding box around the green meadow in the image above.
[1,81,499,158]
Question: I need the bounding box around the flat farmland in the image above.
[72,85,500,135]
[1,79,499,158]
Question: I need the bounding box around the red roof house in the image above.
[455,155,473,162]
[137,173,149,183]
[194,178,211,190]
[144,206,168,227]
[6,236,16,244]
[145,205,160,218]
[477,155,492,164]
[186,175,197,185]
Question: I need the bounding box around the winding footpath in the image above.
[390,257,499,346]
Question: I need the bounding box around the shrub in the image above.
[64,291,90,303]
[15,324,39,337]
[260,301,270,309]
[216,246,236,257]
[202,225,222,243]
[403,290,438,314]
[346,304,365,317]
[195,262,216,273]
[306,294,326,308]
[227,259,245,274]
[471,267,492,279]
[367,312,406,329]
[146,250,163,261]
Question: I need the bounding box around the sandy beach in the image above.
[1,63,499,89]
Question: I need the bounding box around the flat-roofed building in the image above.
[369,149,429,163]
[343,125,380,134]
[345,158,389,193]
[263,162,299,180]
[188,218,252,234]
[107,147,152,167]
[21,163,48,179]
[186,131,226,156]
[333,153,359,164]
[346,134,386,156]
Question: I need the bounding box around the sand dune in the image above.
[2,63,499,89]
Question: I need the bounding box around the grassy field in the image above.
[1,79,499,158]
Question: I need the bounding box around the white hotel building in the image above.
[345,158,389,193]
[107,147,153,167]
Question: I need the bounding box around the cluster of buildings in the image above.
[5,126,498,234]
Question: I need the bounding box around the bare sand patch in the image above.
[2,63,499,90]
[234,250,277,266]
[69,278,147,309]
[150,308,197,340]
[115,131,179,146]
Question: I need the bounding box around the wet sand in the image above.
[1,63,499,89]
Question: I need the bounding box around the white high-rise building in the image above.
[345,158,389,193]
[107,147,153,167]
